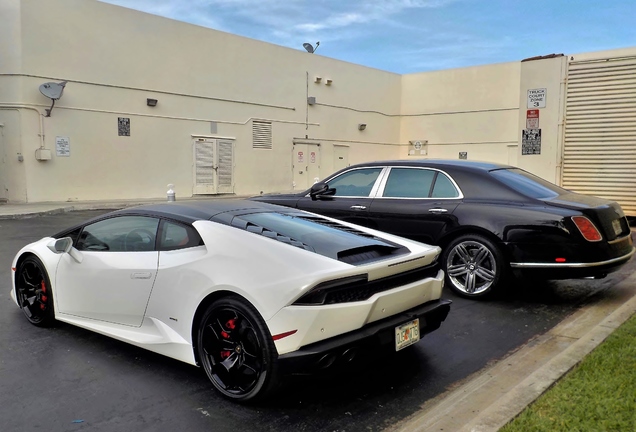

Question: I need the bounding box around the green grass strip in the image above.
[501,313,636,432]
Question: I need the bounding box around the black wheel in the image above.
[15,256,56,327]
[197,296,280,402]
[442,234,506,298]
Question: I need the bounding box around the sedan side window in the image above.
[76,216,160,252]
[159,220,204,251]
[328,168,383,197]
[383,168,436,198]
[432,172,460,198]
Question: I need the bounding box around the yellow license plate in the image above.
[395,319,420,351]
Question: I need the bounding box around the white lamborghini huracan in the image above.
[11,200,451,401]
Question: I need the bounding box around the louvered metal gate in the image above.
[216,140,234,193]
[193,139,234,194]
[562,55,636,216]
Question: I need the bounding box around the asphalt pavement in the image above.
[1,199,635,432]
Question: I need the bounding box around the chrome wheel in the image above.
[197,296,279,401]
[444,235,503,297]
[16,256,55,326]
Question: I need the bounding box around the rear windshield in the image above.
[490,168,568,199]
[239,212,381,249]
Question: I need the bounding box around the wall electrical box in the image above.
[35,148,52,161]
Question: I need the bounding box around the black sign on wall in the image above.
[522,129,541,155]
[118,117,131,136]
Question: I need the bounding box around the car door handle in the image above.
[350,205,367,210]
[131,272,152,279]
[428,208,448,213]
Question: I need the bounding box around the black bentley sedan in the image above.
[251,160,635,298]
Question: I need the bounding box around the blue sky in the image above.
[100,0,636,74]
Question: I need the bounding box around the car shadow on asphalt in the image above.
[257,347,432,408]
[501,268,630,306]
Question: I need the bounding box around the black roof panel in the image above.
[345,159,512,172]
[113,199,290,223]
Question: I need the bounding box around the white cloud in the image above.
[100,0,454,41]
[98,0,484,72]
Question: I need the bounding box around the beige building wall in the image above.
[400,62,521,165]
[516,56,568,184]
[1,0,634,204]
[0,0,27,202]
[0,0,403,203]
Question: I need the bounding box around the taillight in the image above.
[571,216,602,242]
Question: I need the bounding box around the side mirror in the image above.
[47,237,83,263]
[47,237,73,254]
[309,182,329,200]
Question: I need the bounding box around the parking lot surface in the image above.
[1,211,633,432]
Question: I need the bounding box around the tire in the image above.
[197,295,280,402]
[15,256,56,327]
[442,234,506,299]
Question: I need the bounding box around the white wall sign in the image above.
[55,136,70,157]
[527,88,547,108]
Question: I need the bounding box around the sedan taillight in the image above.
[571,216,603,242]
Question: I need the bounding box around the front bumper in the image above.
[277,298,451,374]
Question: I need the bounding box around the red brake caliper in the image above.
[40,280,47,310]
[220,318,237,359]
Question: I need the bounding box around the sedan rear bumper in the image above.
[277,298,451,374]
[510,246,634,279]
[510,246,635,269]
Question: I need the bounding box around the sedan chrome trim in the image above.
[510,247,635,268]
[608,234,632,245]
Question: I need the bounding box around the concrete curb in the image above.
[391,270,636,432]
[0,195,253,220]
[0,204,139,220]
[0,206,74,219]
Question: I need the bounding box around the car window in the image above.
[431,172,460,198]
[76,216,159,252]
[159,220,204,251]
[490,168,565,199]
[65,227,82,245]
[383,168,436,198]
[238,212,399,253]
[328,168,382,197]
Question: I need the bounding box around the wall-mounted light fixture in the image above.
[325,79,333,86]
[147,98,158,107]
[314,77,322,84]
[358,123,367,131]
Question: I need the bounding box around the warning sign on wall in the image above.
[526,109,539,129]
[522,129,541,155]
[55,136,70,157]
[297,151,304,163]
[310,152,316,163]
